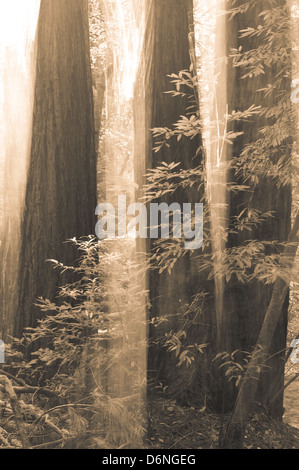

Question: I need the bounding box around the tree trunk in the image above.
[223,214,299,448]
[135,0,213,403]
[15,0,96,336]
[224,0,292,417]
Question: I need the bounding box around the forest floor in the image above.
[146,286,299,450]
[284,280,299,429]
[0,383,298,449]
[148,396,299,449]
[146,283,299,450]
[0,282,297,450]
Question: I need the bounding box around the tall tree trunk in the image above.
[15,0,96,336]
[224,0,292,417]
[135,0,213,403]
[223,214,299,448]
[0,5,40,340]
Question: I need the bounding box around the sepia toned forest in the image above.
[0,0,298,450]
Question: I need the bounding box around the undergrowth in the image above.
[0,237,146,449]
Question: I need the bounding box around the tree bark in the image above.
[15,0,96,336]
[223,214,299,448]
[135,0,213,403]
[224,0,292,416]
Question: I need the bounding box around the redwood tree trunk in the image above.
[15,0,96,336]
[224,0,292,417]
[224,215,299,448]
[135,0,213,403]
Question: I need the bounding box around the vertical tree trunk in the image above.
[135,0,213,403]
[0,4,40,340]
[225,0,292,417]
[223,215,299,448]
[15,0,96,336]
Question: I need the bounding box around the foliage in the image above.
[0,237,146,448]
[88,0,106,71]
[145,0,297,282]
[143,0,298,392]
[150,292,209,369]
[213,348,270,388]
[1,0,298,449]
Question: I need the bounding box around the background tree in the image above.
[141,0,295,419]
[223,0,292,418]
[224,213,299,447]
[134,0,215,402]
[15,0,97,336]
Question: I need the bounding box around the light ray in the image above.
[0,1,40,337]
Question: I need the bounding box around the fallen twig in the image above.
[29,439,63,449]
[0,370,27,387]
[0,376,30,448]
[13,386,60,399]
[0,370,60,399]
[0,427,10,447]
